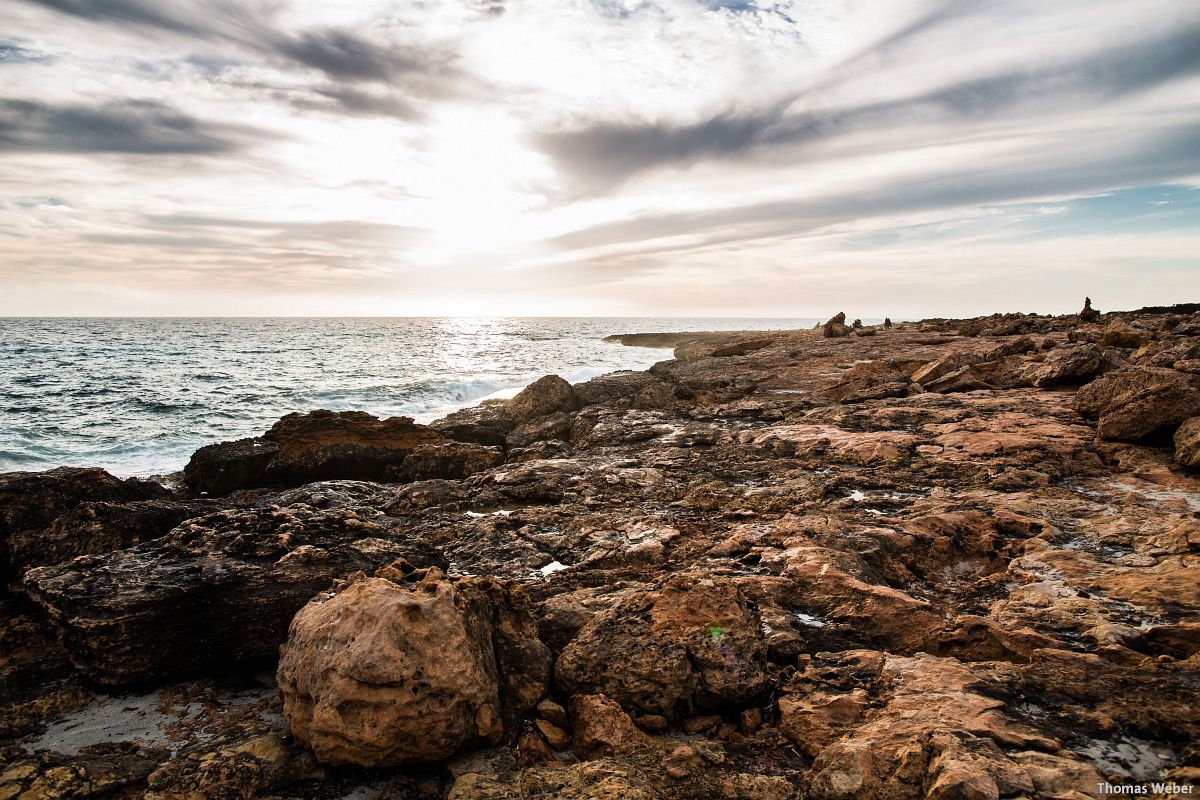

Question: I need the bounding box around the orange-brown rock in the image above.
[277,565,549,766]
[555,574,769,719]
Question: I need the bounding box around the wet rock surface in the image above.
[3,304,1200,798]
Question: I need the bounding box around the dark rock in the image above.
[0,467,168,581]
[506,412,574,449]
[8,498,214,576]
[22,505,445,684]
[0,743,164,798]
[431,403,517,448]
[575,371,670,408]
[183,437,279,496]
[1078,296,1100,322]
[1074,367,1200,440]
[393,442,503,481]
[822,312,851,338]
[184,411,448,495]
[265,410,447,484]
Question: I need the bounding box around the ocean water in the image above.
[0,317,816,477]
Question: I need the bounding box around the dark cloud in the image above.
[0,98,255,154]
[539,23,1200,195]
[22,0,207,35]
[549,121,1200,255]
[17,0,457,88]
[0,40,54,64]
[265,28,434,82]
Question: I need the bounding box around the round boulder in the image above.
[277,567,549,766]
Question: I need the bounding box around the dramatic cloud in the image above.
[0,98,254,154]
[1,0,1197,316]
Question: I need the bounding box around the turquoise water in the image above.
[0,317,816,476]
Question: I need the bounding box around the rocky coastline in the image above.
[2,303,1199,799]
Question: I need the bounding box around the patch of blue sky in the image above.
[837,184,1200,251]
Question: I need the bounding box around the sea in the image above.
[0,317,818,477]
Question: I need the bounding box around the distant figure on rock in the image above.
[822,312,852,338]
[884,317,893,329]
[1079,297,1100,322]
[851,319,863,329]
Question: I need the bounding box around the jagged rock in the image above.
[575,371,674,409]
[1078,296,1101,322]
[506,412,574,448]
[1098,319,1150,349]
[911,350,987,387]
[1174,417,1200,468]
[569,694,651,758]
[0,467,167,580]
[393,442,503,481]
[827,360,922,403]
[8,498,214,575]
[921,355,1027,393]
[507,375,580,423]
[0,743,164,799]
[1023,343,1103,387]
[183,411,448,494]
[1074,367,1200,440]
[22,505,445,684]
[277,565,549,766]
[555,574,769,719]
[431,403,517,448]
[822,312,851,338]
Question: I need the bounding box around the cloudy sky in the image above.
[1,0,1198,317]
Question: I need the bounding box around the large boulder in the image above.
[0,467,167,580]
[1022,343,1103,387]
[183,411,448,494]
[277,565,550,766]
[1074,367,1200,441]
[1098,319,1150,349]
[22,505,445,684]
[506,375,580,424]
[1175,417,1200,468]
[555,574,769,720]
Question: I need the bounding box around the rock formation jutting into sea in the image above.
[1,303,1199,799]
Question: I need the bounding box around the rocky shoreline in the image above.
[2,303,1198,799]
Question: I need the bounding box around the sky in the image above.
[1,0,1198,318]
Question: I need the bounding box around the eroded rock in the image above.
[277,565,549,766]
